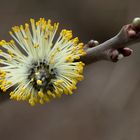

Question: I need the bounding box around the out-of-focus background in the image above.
[0,0,140,140]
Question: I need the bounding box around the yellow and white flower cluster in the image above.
[0,18,86,106]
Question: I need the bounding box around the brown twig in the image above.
[80,17,140,64]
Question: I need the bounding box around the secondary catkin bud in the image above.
[88,40,99,48]
[132,17,140,29]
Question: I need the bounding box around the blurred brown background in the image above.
[0,0,140,140]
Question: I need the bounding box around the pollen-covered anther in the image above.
[0,49,3,53]
[10,40,15,45]
[34,44,39,48]
[36,80,43,85]
[47,90,56,98]
[65,55,73,62]
[38,91,44,98]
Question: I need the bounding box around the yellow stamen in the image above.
[36,80,43,85]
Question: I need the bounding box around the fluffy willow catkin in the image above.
[0,18,86,106]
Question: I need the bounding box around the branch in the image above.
[80,17,140,64]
